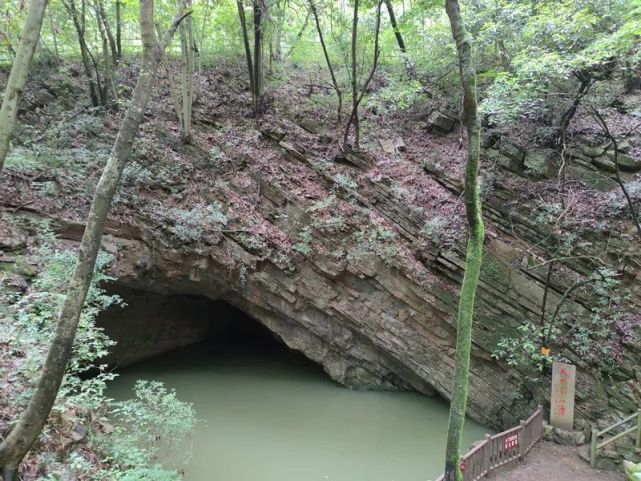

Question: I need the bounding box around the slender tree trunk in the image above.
[0,0,48,173]
[273,12,282,62]
[158,31,183,125]
[96,0,117,63]
[350,0,359,147]
[253,0,264,115]
[197,0,213,71]
[443,1,484,480]
[590,107,641,236]
[65,0,101,107]
[48,11,60,61]
[0,2,190,478]
[115,0,122,59]
[384,0,405,53]
[309,0,342,123]
[179,0,194,142]
[555,73,591,150]
[344,0,381,148]
[93,0,112,106]
[283,11,309,59]
[236,0,255,100]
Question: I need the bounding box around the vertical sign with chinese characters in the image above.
[550,360,576,431]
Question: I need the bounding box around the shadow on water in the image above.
[105,297,486,481]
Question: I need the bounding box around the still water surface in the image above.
[108,339,486,481]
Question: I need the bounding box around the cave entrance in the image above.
[101,285,487,481]
[97,285,300,368]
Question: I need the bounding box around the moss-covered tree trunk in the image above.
[443,1,484,480]
[0,2,189,479]
[0,0,48,173]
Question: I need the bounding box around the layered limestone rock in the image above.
[27,122,638,432]
[2,86,640,435]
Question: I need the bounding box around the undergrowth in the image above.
[0,233,195,481]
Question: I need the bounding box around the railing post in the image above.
[484,434,491,476]
[637,409,641,450]
[519,420,526,461]
[537,405,543,440]
[590,426,598,468]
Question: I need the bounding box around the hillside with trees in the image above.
[0,0,640,480]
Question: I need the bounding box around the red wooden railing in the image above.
[434,405,544,481]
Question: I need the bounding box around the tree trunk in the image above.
[179,0,194,142]
[158,32,183,126]
[253,0,264,116]
[309,0,342,123]
[350,0,359,147]
[96,0,118,64]
[384,0,405,53]
[443,1,484,481]
[590,107,641,236]
[65,0,101,107]
[344,0,381,148]
[93,0,112,106]
[0,0,48,173]
[0,2,190,478]
[115,0,122,59]
[236,0,254,100]
[48,11,60,61]
[197,0,214,72]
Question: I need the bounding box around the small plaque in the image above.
[504,433,519,450]
[550,361,576,431]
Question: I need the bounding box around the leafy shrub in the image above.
[105,380,196,473]
[293,226,313,255]
[493,322,561,380]
[348,225,399,267]
[169,203,228,242]
[333,173,359,197]
[365,77,422,114]
[3,246,121,410]
[1,245,196,480]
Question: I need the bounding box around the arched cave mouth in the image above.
[97,284,317,370]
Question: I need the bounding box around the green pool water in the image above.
[107,338,486,481]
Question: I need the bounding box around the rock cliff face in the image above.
[32,131,639,431]
[1,67,640,432]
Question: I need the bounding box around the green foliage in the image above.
[564,269,638,372]
[475,0,638,127]
[293,226,313,255]
[493,268,640,377]
[365,76,422,114]
[348,224,399,267]
[169,202,228,242]
[333,173,359,197]
[103,380,196,476]
[0,244,195,480]
[493,322,560,380]
[3,246,120,410]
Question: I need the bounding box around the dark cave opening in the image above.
[97,284,296,367]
